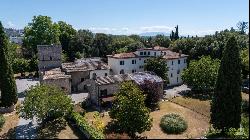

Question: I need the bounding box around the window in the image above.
[105,73,108,76]
[177,69,180,74]
[120,61,124,65]
[144,51,146,55]
[148,52,150,55]
[50,56,52,60]
[43,55,45,61]
[184,59,186,63]
[92,73,97,79]
[81,78,84,82]
[154,52,156,56]
[100,89,108,97]
[139,58,141,60]
[140,52,143,55]
[177,77,179,82]
[132,59,136,64]
[171,73,173,77]
[164,52,166,55]
[172,61,174,65]
[178,60,180,64]
[120,69,124,74]
[132,69,136,73]
[139,65,144,69]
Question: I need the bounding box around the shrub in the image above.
[69,111,105,139]
[241,100,249,114]
[160,113,188,134]
[0,114,5,128]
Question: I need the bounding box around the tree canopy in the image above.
[181,56,220,92]
[18,84,73,122]
[144,57,169,83]
[23,15,60,57]
[109,81,152,137]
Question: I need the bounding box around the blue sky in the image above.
[0,0,249,36]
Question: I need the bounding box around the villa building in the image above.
[107,46,188,86]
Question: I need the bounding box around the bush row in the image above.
[69,111,105,139]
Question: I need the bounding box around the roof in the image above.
[107,46,188,59]
[130,71,163,84]
[95,71,163,86]
[107,52,138,58]
[42,68,71,80]
[162,50,189,60]
[95,74,132,85]
[62,58,110,72]
[137,46,170,51]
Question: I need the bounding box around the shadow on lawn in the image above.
[0,126,17,139]
[180,90,213,101]
[37,118,66,139]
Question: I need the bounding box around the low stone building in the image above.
[62,58,110,93]
[87,71,164,107]
[40,68,71,93]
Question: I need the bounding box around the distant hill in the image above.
[139,32,169,37]
[4,28,24,37]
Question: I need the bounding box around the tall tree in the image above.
[109,81,152,137]
[92,33,111,57]
[237,21,248,34]
[144,57,169,83]
[210,36,242,132]
[139,79,162,110]
[174,25,179,40]
[152,34,171,48]
[22,15,60,58]
[181,56,220,93]
[58,21,76,59]
[0,21,17,107]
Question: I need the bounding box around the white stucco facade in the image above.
[90,69,110,79]
[107,47,188,86]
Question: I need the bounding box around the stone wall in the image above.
[42,78,71,94]
[37,45,62,71]
[67,71,90,92]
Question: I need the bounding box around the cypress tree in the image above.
[174,25,179,40]
[210,36,242,132]
[0,21,18,107]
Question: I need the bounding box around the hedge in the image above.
[69,111,105,139]
[0,114,5,128]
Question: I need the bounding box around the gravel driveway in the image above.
[163,84,191,99]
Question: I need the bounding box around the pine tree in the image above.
[0,21,17,107]
[210,36,242,132]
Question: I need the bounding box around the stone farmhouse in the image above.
[37,45,187,108]
[107,46,188,86]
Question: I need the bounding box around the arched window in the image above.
[120,69,124,74]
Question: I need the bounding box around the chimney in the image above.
[97,62,102,70]
[179,50,182,56]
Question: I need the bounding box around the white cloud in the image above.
[87,26,220,36]
[7,21,15,28]
[139,26,173,33]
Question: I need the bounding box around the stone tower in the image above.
[37,45,62,71]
